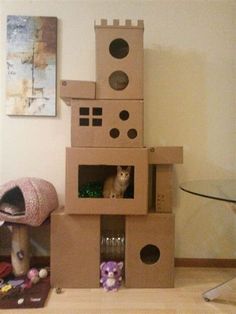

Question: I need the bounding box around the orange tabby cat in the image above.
[103,166,131,198]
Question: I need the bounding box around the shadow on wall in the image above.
[143,46,208,208]
[145,46,236,180]
[144,46,207,146]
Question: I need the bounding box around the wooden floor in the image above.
[1,268,235,314]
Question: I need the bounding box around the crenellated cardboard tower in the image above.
[51,19,183,289]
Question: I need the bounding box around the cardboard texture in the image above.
[101,215,125,233]
[148,147,183,164]
[155,165,173,213]
[60,80,95,106]
[50,19,183,289]
[125,213,175,288]
[95,20,144,100]
[71,99,143,147]
[50,209,100,288]
[65,147,148,215]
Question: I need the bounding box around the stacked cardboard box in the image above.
[51,19,183,288]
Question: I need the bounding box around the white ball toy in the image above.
[39,268,48,279]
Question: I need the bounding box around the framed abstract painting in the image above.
[6,15,57,116]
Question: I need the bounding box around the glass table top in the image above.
[180,180,236,203]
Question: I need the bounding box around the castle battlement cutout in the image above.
[51,19,183,289]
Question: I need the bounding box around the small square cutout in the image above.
[80,107,89,115]
[80,118,89,126]
[92,118,102,126]
[93,107,102,116]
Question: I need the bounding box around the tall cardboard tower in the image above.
[51,19,183,288]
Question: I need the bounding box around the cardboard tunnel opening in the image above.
[78,165,135,199]
[109,38,129,59]
[119,110,129,120]
[127,128,137,139]
[109,71,129,91]
[140,244,160,265]
[66,147,148,214]
[100,215,125,262]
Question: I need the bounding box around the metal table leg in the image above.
[202,276,236,301]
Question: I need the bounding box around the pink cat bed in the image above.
[0,177,58,226]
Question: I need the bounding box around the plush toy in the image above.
[100,261,123,291]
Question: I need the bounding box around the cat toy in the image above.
[100,261,123,291]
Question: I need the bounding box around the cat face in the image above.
[117,166,131,183]
[100,261,123,279]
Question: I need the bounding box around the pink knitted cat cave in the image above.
[0,177,58,226]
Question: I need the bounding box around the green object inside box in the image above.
[79,182,103,198]
[79,182,134,199]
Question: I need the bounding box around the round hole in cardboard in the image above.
[127,128,137,139]
[109,38,129,59]
[110,128,120,138]
[119,110,129,121]
[140,244,160,264]
[109,71,129,91]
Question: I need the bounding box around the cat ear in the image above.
[117,262,124,270]
[117,165,122,172]
[127,166,131,173]
[100,262,106,270]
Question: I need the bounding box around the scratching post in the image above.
[0,177,58,277]
[11,224,30,277]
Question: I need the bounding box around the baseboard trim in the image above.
[1,256,235,268]
[175,258,236,268]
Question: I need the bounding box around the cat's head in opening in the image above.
[117,166,131,183]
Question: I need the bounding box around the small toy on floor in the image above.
[0,266,50,309]
[100,261,123,292]
[26,268,49,288]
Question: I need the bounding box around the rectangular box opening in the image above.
[100,215,125,262]
[78,165,134,199]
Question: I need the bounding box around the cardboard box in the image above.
[50,209,100,288]
[155,165,173,213]
[60,80,95,106]
[65,147,148,215]
[71,99,143,147]
[125,213,175,288]
[95,19,144,100]
[148,147,183,164]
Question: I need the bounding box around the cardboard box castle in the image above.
[51,19,183,289]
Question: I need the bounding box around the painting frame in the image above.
[6,15,57,116]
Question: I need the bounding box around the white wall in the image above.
[0,0,235,258]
